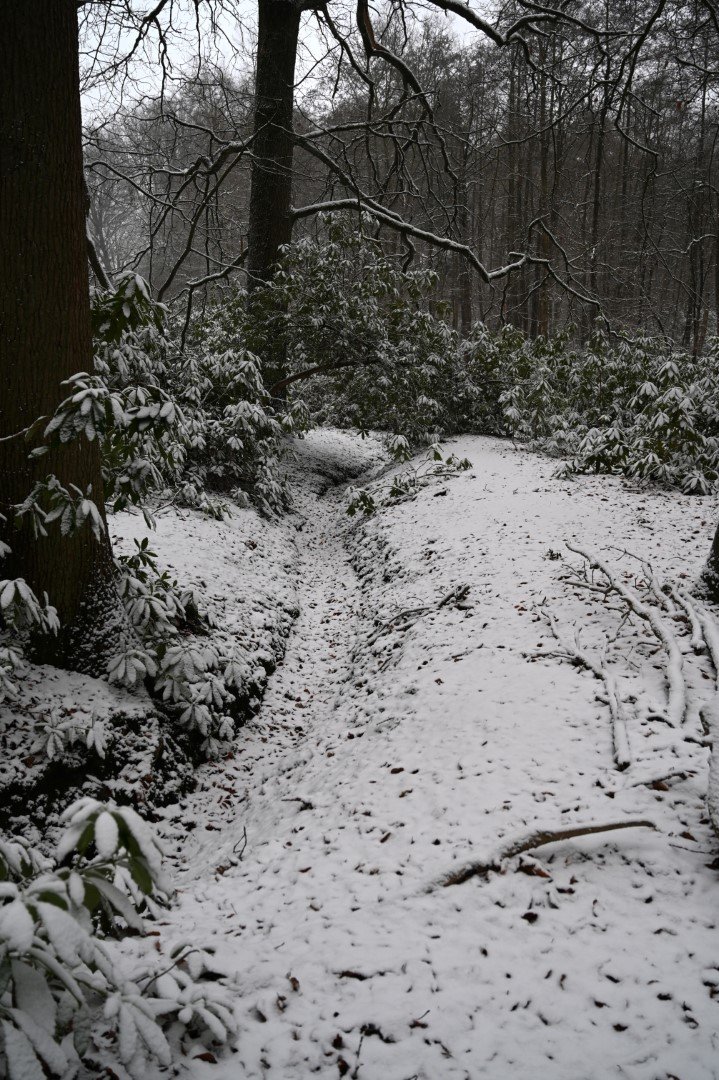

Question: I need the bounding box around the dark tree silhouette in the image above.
[0,0,120,672]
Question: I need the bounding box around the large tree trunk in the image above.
[246,0,301,289]
[245,0,302,392]
[0,0,122,673]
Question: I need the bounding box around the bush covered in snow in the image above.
[0,798,238,1078]
[191,222,719,500]
[457,325,719,495]
[110,534,279,758]
[20,271,292,529]
[1,272,296,756]
[346,441,472,516]
[89,271,291,518]
[209,216,458,449]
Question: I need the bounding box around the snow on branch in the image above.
[290,197,527,283]
[539,606,632,770]
[565,544,687,728]
[704,698,719,839]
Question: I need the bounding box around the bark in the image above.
[245,0,303,391]
[455,155,473,337]
[246,0,301,291]
[0,0,122,673]
[531,51,550,338]
[504,56,524,329]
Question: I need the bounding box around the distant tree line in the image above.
[83,0,719,348]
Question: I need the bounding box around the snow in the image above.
[110,495,302,701]
[4,430,718,1076]
[0,486,305,832]
[129,433,719,1080]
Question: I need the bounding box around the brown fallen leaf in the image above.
[517,863,551,879]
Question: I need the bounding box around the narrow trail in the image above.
[166,432,379,881]
[161,434,719,1080]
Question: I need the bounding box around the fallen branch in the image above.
[373,585,471,638]
[667,585,706,654]
[541,607,632,770]
[613,547,679,618]
[703,699,719,839]
[684,599,719,840]
[680,592,719,690]
[623,765,697,789]
[566,544,687,727]
[439,819,656,887]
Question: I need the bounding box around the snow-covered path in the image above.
[160,435,719,1080]
[164,431,376,881]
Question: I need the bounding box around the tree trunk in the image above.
[530,48,550,338]
[246,0,301,290]
[245,0,302,391]
[0,0,121,673]
[504,55,524,329]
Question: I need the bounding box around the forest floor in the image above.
[144,432,719,1080]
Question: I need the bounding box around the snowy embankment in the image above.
[142,433,719,1080]
[0,488,301,835]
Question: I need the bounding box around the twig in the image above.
[281,797,314,811]
[613,546,678,617]
[232,826,248,861]
[541,608,631,769]
[438,584,471,609]
[373,585,470,636]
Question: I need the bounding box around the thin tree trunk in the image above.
[715,219,719,335]
[532,47,550,338]
[587,48,611,321]
[456,159,473,337]
[0,0,121,673]
[505,54,524,330]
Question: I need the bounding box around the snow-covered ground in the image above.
[1,483,303,835]
[146,433,719,1079]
